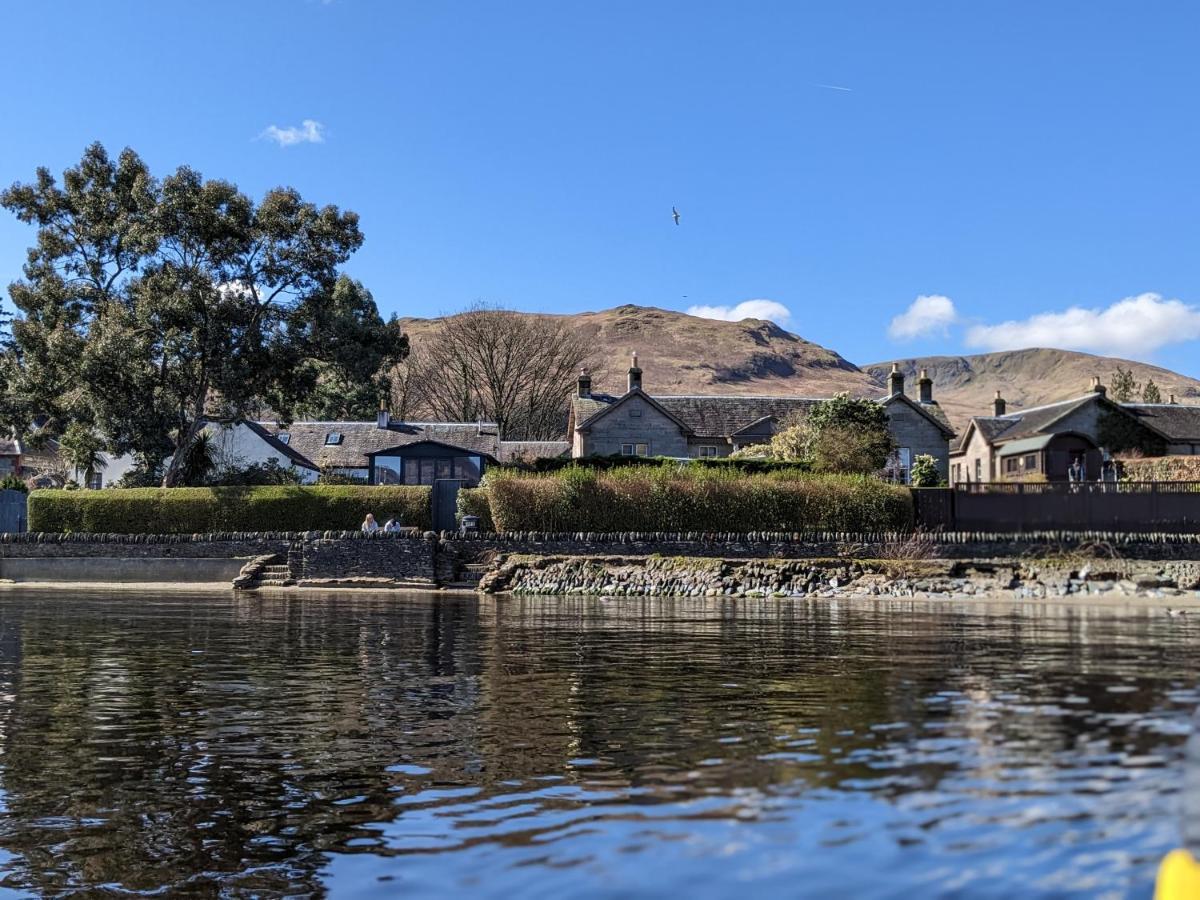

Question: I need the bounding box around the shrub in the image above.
[483,465,913,533]
[0,475,28,494]
[28,485,432,534]
[909,454,941,488]
[504,455,810,475]
[456,487,495,531]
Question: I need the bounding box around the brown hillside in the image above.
[866,349,1200,430]
[399,304,878,398]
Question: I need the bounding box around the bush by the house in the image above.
[1119,456,1200,483]
[482,465,913,533]
[28,485,432,534]
[909,454,941,488]
[506,454,810,475]
[456,487,495,531]
[0,475,28,494]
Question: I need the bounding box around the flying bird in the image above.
[672,206,681,226]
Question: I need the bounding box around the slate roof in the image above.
[654,396,823,438]
[573,391,955,441]
[237,420,321,471]
[1121,404,1200,442]
[498,440,571,463]
[257,421,504,469]
[953,394,1100,454]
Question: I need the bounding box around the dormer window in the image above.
[277,433,290,445]
[325,432,343,446]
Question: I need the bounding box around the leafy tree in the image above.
[1142,379,1163,404]
[284,276,408,419]
[731,394,894,474]
[1,143,366,486]
[1109,366,1139,402]
[58,422,107,487]
[910,453,941,487]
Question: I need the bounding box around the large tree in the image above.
[283,276,409,420]
[397,305,595,440]
[2,143,372,485]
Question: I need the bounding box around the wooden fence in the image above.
[914,482,1200,533]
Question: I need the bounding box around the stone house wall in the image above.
[884,402,951,479]
[577,393,690,457]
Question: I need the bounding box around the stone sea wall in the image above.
[5,530,1200,591]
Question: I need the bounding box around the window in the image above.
[1024,454,1037,470]
[1005,457,1020,474]
[697,445,719,458]
[887,448,912,484]
[621,443,649,457]
[277,432,290,445]
[629,408,643,418]
[324,432,343,446]
[952,464,961,484]
[975,459,982,482]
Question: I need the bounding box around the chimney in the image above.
[918,368,933,404]
[1091,375,1107,397]
[1170,393,1178,405]
[627,351,643,392]
[889,363,905,396]
[993,390,1006,417]
[577,368,592,399]
[377,397,390,429]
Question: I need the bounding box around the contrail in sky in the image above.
[814,83,853,92]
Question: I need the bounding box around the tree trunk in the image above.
[161,416,205,487]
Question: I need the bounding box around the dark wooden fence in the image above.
[914,482,1200,532]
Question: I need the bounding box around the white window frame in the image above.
[621,443,649,457]
[697,445,719,458]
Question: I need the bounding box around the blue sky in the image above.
[4,1,1200,374]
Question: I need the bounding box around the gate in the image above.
[431,479,465,533]
[912,488,954,529]
[0,489,27,533]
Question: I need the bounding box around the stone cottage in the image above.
[949,378,1200,483]
[568,355,956,482]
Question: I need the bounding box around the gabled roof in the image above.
[365,438,499,463]
[655,396,821,438]
[879,393,957,438]
[574,389,696,435]
[1121,403,1200,443]
[237,420,321,471]
[258,420,504,469]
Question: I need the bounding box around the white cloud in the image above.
[965,292,1200,358]
[259,119,325,147]
[888,294,959,340]
[687,299,792,325]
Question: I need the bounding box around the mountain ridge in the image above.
[396,304,1200,432]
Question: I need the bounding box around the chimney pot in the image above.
[1170,393,1178,404]
[377,399,390,430]
[918,368,933,404]
[993,390,1006,417]
[577,367,592,398]
[888,364,905,396]
[1091,375,1107,397]
[628,351,643,392]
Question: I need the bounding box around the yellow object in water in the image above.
[1155,849,1200,900]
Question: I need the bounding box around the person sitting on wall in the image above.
[361,513,380,534]
[384,514,404,533]
[1068,459,1084,483]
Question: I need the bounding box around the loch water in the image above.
[0,590,1195,898]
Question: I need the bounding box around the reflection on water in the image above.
[0,591,1194,897]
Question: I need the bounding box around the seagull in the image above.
[672,206,681,226]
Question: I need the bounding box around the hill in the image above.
[866,349,1200,429]
[399,304,879,398]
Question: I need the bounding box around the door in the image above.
[0,489,28,533]
[432,479,464,533]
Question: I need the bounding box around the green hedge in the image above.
[28,485,432,534]
[482,466,913,533]
[503,455,810,475]
[455,487,495,532]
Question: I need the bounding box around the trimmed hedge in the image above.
[456,487,495,532]
[1120,456,1200,483]
[482,466,913,533]
[28,486,432,534]
[502,455,811,475]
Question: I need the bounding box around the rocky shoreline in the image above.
[477,553,1200,600]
